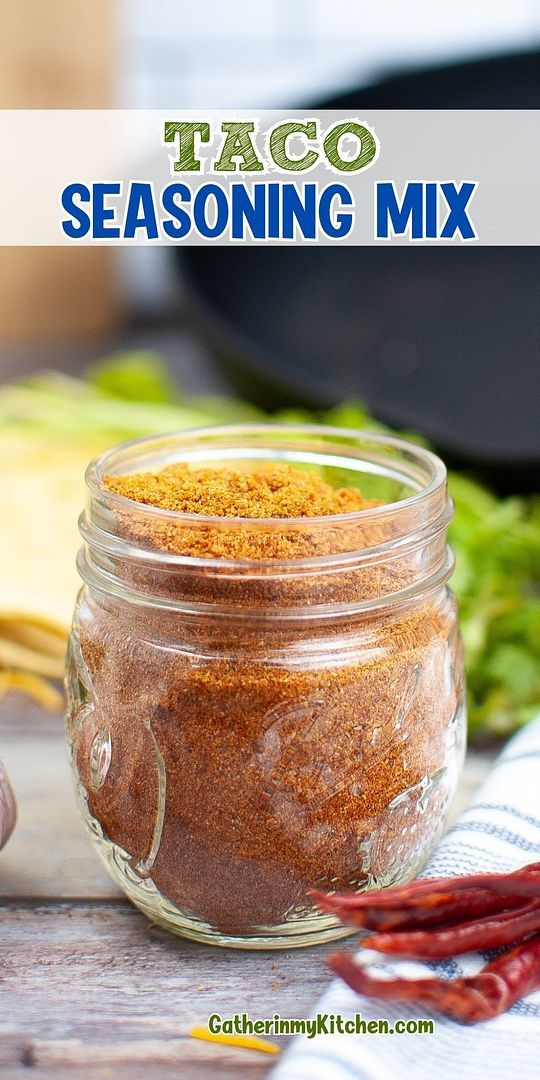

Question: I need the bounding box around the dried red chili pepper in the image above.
[312,861,540,916]
[312,878,463,911]
[365,900,540,958]
[329,932,540,1023]
[312,888,525,932]
[473,869,540,901]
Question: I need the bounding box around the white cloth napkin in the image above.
[272,716,540,1080]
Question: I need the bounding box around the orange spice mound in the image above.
[104,463,375,519]
[103,463,384,562]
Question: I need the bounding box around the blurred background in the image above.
[1,1,540,385]
[0,1,539,742]
[1,1,540,478]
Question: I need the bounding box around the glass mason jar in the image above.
[66,424,466,949]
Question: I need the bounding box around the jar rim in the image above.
[86,422,447,533]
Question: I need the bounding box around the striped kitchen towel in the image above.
[272,715,540,1080]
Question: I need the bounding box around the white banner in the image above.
[0,110,537,244]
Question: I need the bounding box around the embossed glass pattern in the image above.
[66,425,466,948]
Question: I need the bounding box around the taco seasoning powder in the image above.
[66,426,466,948]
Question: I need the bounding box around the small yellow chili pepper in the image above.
[189,1024,280,1055]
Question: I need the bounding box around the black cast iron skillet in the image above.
[177,50,540,489]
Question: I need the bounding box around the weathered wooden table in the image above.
[0,694,492,1080]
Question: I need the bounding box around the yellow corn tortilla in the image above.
[0,430,94,631]
[0,429,111,693]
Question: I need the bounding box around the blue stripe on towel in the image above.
[451,821,540,852]
[470,804,540,831]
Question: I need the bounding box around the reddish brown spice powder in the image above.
[70,463,463,938]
